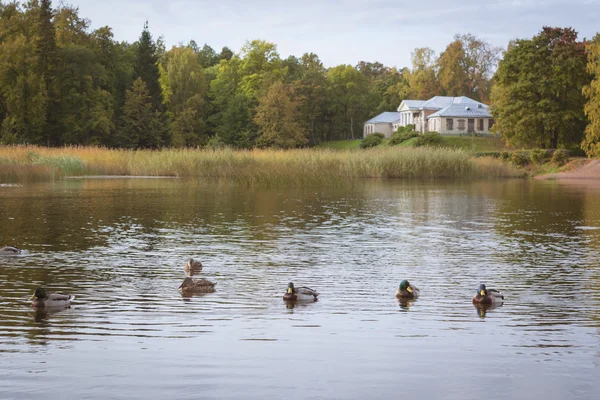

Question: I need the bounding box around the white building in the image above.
[363,96,495,137]
[363,112,400,138]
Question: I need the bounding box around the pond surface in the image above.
[1,178,599,400]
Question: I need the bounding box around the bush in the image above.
[414,132,442,147]
[500,151,511,162]
[530,148,548,165]
[389,130,418,146]
[551,149,569,166]
[474,152,501,158]
[360,133,384,149]
[510,150,530,167]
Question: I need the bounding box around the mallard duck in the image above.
[184,258,202,274]
[472,284,504,305]
[178,277,216,294]
[30,288,74,309]
[395,280,420,299]
[283,282,319,302]
[0,246,21,255]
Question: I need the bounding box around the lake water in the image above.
[1,178,599,400]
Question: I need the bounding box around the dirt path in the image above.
[536,159,600,180]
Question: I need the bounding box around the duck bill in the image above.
[406,287,413,294]
[287,288,293,294]
[480,290,485,296]
[29,293,36,300]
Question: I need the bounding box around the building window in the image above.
[488,119,495,130]
[478,119,484,131]
[457,119,466,131]
[446,119,453,131]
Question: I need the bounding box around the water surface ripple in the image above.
[1,179,599,399]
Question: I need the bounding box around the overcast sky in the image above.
[73,0,599,68]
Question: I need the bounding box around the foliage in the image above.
[389,130,418,145]
[491,27,589,149]
[510,150,530,167]
[500,151,511,161]
[254,81,308,148]
[551,149,569,166]
[530,148,548,165]
[582,34,600,157]
[415,132,442,147]
[118,78,162,148]
[360,133,384,148]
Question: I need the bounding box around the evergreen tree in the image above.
[37,0,59,145]
[134,22,163,111]
[119,78,161,148]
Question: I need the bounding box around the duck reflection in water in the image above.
[398,299,415,311]
[474,303,502,318]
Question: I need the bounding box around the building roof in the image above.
[419,96,485,110]
[398,100,426,111]
[365,112,400,124]
[427,103,492,119]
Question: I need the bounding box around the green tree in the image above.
[37,0,59,145]
[254,81,308,148]
[0,2,48,144]
[326,65,370,140]
[491,27,588,149]
[583,34,600,157]
[119,78,161,148]
[292,53,327,144]
[406,47,440,99]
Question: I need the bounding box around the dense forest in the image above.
[0,1,599,155]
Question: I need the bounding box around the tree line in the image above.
[0,1,599,155]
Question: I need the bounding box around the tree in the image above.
[134,22,163,110]
[133,22,167,144]
[291,53,327,144]
[219,46,233,61]
[254,81,308,148]
[37,0,59,145]
[583,34,600,157]
[406,47,440,99]
[0,1,48,144]
[491,27,588,149]
[437,40,468,97]
[326,65,370,140]
[197,44,218,68]
[119,78,161,148]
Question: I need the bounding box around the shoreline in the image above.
[535,159,600,181]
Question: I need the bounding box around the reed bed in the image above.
[0,145,520,186]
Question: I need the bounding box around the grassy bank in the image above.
[318,136,507,152]
[0,145,520,186]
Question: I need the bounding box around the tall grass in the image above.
[0,145,520,186]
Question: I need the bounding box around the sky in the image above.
[73,0,600,68]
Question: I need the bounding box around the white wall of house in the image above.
[428,117,495,135]
[363,123,394,138]
[415,110,437,133]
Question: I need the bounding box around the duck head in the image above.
[287,282,295,294]
[478,284,487,297]
[30,287,46,300]
[399,280,413,294]
[179,277,194,289]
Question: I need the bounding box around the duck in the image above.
[283,282,319,302]
[0,246,21,255]
[30,288,74,309]
[178,277,216,294]
[395,280,420,300]
[472,284,504,305]
[184,258,202,274]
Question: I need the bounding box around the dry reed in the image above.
[0,145,520,186]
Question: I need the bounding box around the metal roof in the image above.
[419,96,485,110]
[365,112,401,124]
[427,104,492,119]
